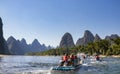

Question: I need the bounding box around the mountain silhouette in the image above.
[59,32,75,48]
[0,17,10,54]
[76,30,95,46]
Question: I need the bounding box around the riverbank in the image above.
[0,54,120,58]
[99,55,120,58]
[0,55,9,57]
[111,55,120,58]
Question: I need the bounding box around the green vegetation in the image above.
[27,38,120,56]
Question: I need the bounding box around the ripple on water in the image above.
[0,56,120,74]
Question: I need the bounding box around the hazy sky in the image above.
[0,0,120,47]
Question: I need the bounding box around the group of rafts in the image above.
[52,53,101,71]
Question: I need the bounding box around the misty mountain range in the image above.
[7,36,52,55]
[0,17,119,55]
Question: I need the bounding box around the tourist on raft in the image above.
[58,54,68,66]
[59,53,79,66]
[95,55,100,61]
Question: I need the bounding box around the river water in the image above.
[0,56,120,74]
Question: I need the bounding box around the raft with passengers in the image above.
[52,53,83,71]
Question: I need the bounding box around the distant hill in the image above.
[105,34,119,41]
[7,36,52,55]
[76,30,95,46]
[76,30,119,46]
[59,32,75,48]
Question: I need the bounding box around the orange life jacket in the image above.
[63,56,68,61]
